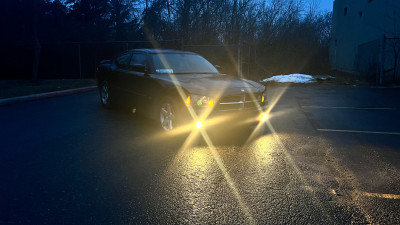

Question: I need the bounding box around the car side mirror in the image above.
[130,64,147,73]
[214,65,223,73]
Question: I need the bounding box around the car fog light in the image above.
[196,121,203,129]
[261,113,268,121]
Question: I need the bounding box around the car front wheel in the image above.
[159,98,178,131]
[100,80,113,108]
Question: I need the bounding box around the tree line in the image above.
[0,0,332,79]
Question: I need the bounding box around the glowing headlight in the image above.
[191,95,214,107]
[196,121,203,129]
[259,112,269,121]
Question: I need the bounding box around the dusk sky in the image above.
[309,0,334,12]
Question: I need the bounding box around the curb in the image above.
[0,86,98,106]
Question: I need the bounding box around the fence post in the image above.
[379,35,386,85]
[247,44,251,77]
[237,41,242,76]
[78,43,82,79]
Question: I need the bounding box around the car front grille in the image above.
[217,93,261,111]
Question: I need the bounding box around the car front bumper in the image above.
[185,103,269,130]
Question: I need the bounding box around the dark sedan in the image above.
[96,49,268,132]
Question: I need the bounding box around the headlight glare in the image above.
[196,121,203,129]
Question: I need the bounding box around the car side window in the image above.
[116,53,131,68]
[129,53,147,72]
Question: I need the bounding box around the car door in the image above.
[111,52,132,100]
[126,52,157,114]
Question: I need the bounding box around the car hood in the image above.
[155,74,265,96]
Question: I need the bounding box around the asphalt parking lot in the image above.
[0,84,399,224]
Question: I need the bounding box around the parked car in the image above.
[96,49,268,132]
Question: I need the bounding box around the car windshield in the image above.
[152,53,219,74]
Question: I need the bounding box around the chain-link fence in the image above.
[1,40,297,81]
[183,44,239,76]
[381,36,400,83]
[0,40,182,79]
[356,39,380,81]
[356,36,400,84]
[183,43,263,81]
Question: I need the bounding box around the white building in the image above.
[330,0,400,82]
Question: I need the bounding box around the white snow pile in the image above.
[262,74,316,83]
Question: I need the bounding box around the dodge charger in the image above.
[96,49,268,132]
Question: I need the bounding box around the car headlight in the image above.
[185,95,214,107]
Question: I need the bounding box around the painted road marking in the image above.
[330,189,400,200]
[317,129,400,135]
[301,106,393,110]
[361,191,400,200]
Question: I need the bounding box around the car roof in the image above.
[126,48,196,55]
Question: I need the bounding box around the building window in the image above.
[359,11,363,17]
[368,0,373,3]
[344,8,348,16]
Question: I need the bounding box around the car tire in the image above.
[159,97,180,131]
[99,80,113,108]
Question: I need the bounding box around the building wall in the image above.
[329,0,400,74]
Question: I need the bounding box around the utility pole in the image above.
[237,23,242,77]
[238,40,242,77]
[181,39,184,51]
[32,0,40,80]
[78,43,82,79]
[379,35,386,85]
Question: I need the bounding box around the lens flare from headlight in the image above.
[196,121,203,129]
[260,113,268,121]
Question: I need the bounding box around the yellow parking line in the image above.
[301,106,392,110]
[317,129,400,135]
[361,191,400,200]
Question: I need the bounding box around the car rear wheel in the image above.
[100,80,113,108]
[159,98,178,131]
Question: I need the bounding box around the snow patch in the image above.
[262,74,318,83]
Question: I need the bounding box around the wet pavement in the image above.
[0,85,399,224]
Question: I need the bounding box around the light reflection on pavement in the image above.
[2,87,400,224]
[145,132,338,224]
